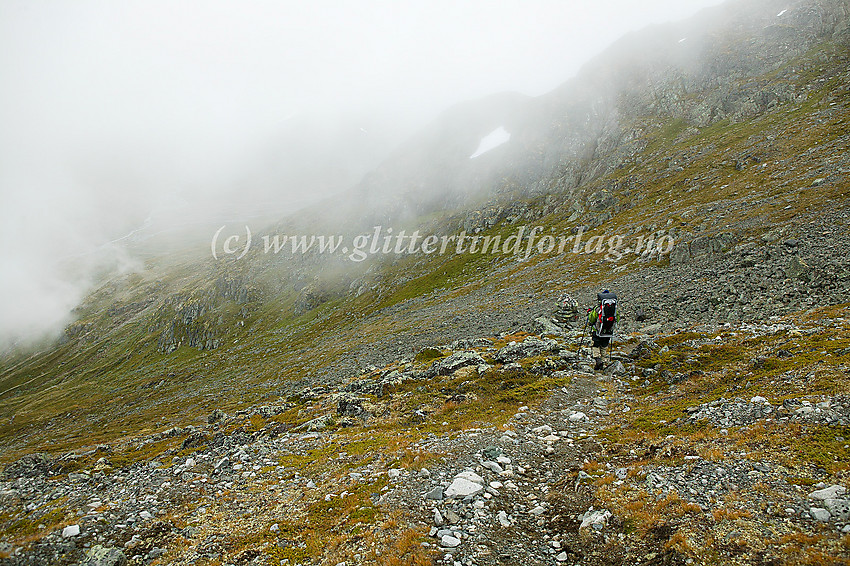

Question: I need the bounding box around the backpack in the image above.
[594,291,617,338]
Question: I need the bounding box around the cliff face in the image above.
[324,0,849,224]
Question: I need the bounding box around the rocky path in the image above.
[398,372,610,566]
[3,319,850,565]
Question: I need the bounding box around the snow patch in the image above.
[777,9,787,16]
[470,126,511,159]
[678,37,688,43]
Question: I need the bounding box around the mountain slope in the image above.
[1,0,850,563]
[1,0,848,462]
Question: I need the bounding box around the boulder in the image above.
[426,352,486,377]
[533,317,566,337]
[604,360,626,375]
[440,534,461,548]
[579,509,611,530]
[824,499,850,521]
[495,337,559,363]
[77,546,127,566]
[809,485,846,501]
[631,339,659,359]
[445,471,486,498]
[62,525,81,538]
[810,508,831,522]
[337,394,369,418]
[207,408,226,424]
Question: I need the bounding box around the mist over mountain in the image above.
[0,0,729,350]
[1,0,849,562]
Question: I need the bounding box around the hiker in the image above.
[587,289,618,370]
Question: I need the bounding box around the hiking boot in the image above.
[594,357,604,371]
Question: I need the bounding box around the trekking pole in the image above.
[577,324,587,355]
[577,308,591,355]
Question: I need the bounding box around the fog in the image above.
[0,0,724,350]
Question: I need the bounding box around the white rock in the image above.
[497,510,511,527]
[387,469,402,479]
[139,511,153,520]
[270,523,279,532]
[823,498,850,520]
[810,485,847,501]
[445,477,485,498]
[810,507,831,522]
[532,425,553,435]
[467,470,489,482]
[542,434,561,442]
[482,461,503,474]
[569,412,588,422]
[750,396,769,405]
[440,534,462,548]
[62,525,81,538]
[556,551,569,562]
[434,509,444,527]
[580,509,611,530]
[530,505,546,516]
[489,481,503,489]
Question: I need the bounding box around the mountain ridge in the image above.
[1,0,850,563]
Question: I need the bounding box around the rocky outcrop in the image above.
[424,351,487,378]
[495,337,561,363]
[0,453,53,480]
[157,318,219,353]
